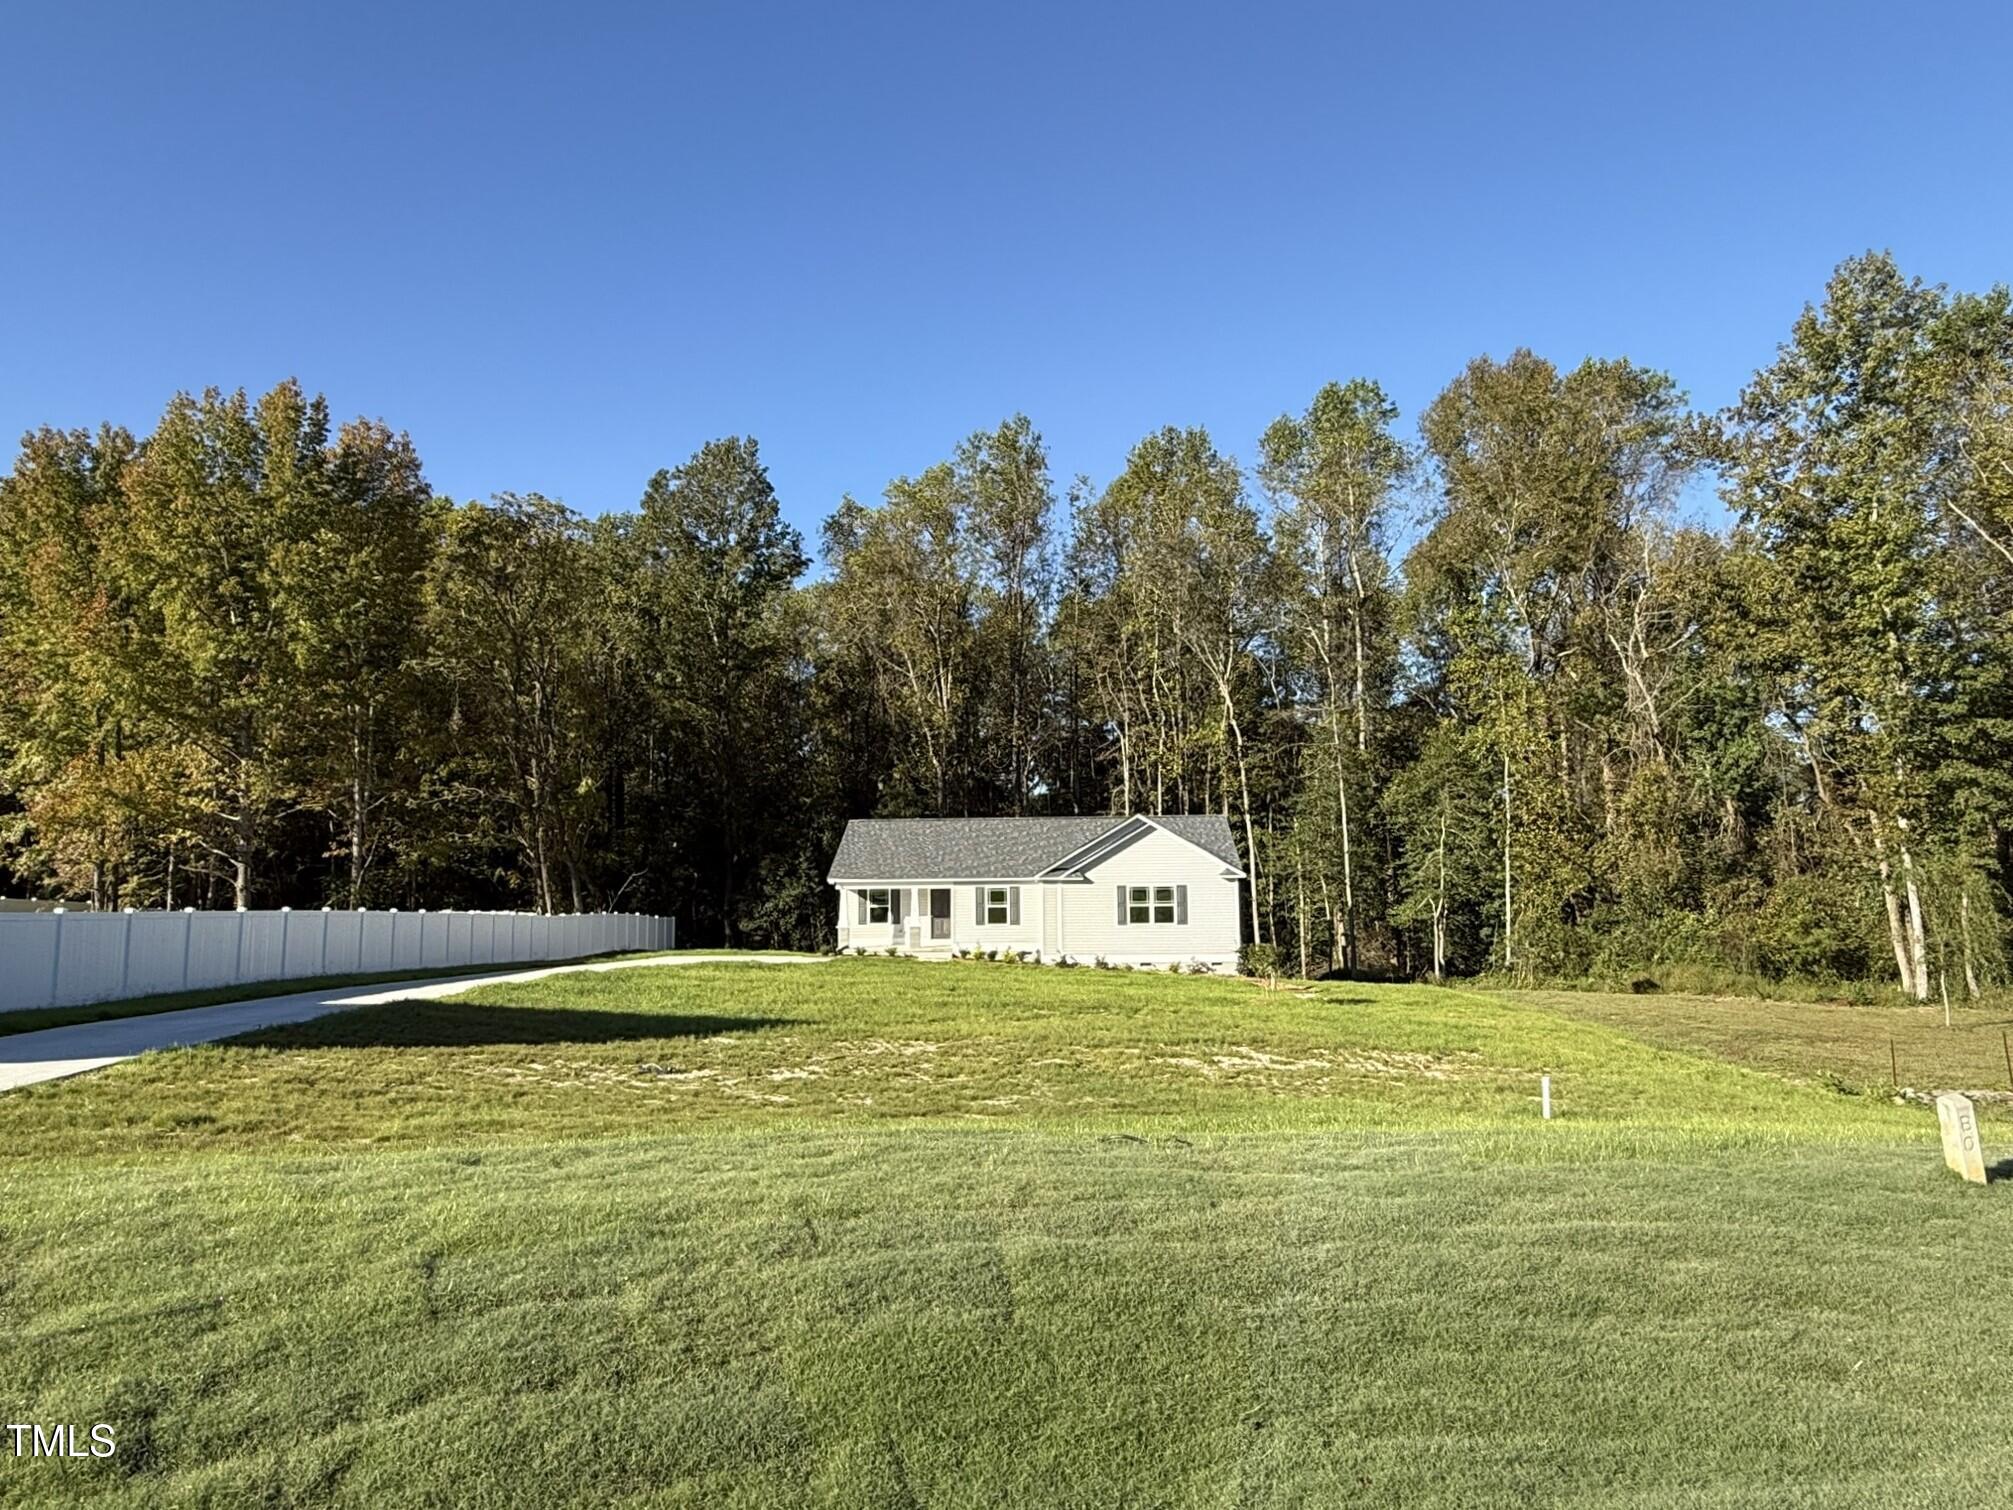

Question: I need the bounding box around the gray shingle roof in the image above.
[827,814,1242,880]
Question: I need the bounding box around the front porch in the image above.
[839,884,961,956]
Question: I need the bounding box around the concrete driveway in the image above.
[0,952,827,1093]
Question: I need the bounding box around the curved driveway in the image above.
[0,952,826,1093]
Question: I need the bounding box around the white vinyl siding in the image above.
[957,884,1032,953]
[1061,824,1239,969]
[831,823,1237,968]
[842,881,1040,955]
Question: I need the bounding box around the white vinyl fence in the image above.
[0,908,676,1014]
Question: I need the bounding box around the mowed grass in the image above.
[4,959,2009,1507]
[0,961,1936,1157]
[1500,986,2013,1119]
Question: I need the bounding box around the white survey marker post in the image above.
[1541,1074,1552,1120]
[1936,1092,1987,1185]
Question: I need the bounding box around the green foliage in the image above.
[0,253,2008,987]
[425,493,600,913]
[625,436,809,943]
[1717,253,2013,1000]
[1747,870,1889,982]
[1238,941,1281,977]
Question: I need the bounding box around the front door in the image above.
[929,887,952,940]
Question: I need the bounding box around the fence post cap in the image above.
[123,907,136,914]
[52,906,66,914]
[183,907,197,913]
[322,906,332,912]
[281,906,292,913]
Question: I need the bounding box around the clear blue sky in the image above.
[4,1,2009,549]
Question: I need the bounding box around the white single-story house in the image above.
[828,813,1246,970]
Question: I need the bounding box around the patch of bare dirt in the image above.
[1154,1044,1473,1084]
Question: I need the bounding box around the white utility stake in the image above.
[1541,1074,1553,1121]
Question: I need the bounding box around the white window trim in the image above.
[1124,883,1183,926]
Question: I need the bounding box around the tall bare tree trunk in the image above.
[1349,552,1371,756]
[1317,872,1337,974]
[532,798,554,916]
[1220,688,1263,947]
[1433,802,1449,982]
[1324,613,1358,970]
[1961,888,1982,1000]
[347,701,378,910]
[1336,731,1356,973]
[1116,720,1133,815]
[1897,822,1930,1001]
[234,796,253,911]
[1501,750,1513,970]
[1870,822,1923,999]
[1295,848,1310,978]
[350,763,368,910]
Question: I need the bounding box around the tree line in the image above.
[1,252,2007,997]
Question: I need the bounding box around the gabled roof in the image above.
[827,814,1243,881]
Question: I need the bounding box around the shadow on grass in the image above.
[224,999,797,1051]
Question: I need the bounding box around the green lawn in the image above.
[1500,985,2013,1119]
[4,959,2008,1507]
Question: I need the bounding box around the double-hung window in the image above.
[1126,885,1178,925]
[867,888,892,924]
[985,888,1009,925]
